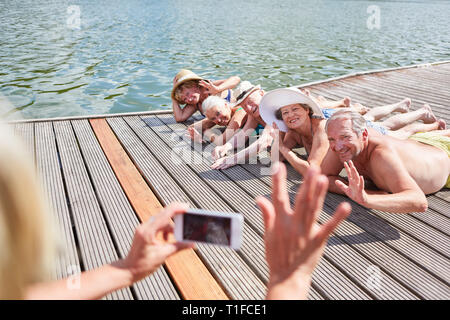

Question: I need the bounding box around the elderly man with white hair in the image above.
[321,109,450,213]
[186,94,247,145]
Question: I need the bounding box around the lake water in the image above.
[1,0,449,120]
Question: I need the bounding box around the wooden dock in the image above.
[10,61,450,300]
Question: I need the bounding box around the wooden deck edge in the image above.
[293,60,450,90]
[6,60,450,125]
[6,109,174,124]
[89,118,229,300]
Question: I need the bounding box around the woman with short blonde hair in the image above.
[0,125,57,299]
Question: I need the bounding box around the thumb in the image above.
[256,196,275,234]
[159,242,194,259]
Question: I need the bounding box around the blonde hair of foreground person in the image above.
[0,124,57,299]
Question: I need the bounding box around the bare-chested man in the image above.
[321,109,450,213]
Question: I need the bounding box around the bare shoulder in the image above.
[368,137,408,175]
[369,138,398,163]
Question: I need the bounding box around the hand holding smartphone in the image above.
[174,209,244,250]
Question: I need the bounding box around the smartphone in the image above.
[174,208,244,250]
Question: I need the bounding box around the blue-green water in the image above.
[1,0,449,120]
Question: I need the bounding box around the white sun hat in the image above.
[259,87,324,132]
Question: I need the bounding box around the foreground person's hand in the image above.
[120,203,194,283]
[256,163,351,300]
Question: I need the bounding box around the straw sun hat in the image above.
[259,87,324,132]
[171,69,204,100]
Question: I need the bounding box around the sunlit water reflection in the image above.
[1,0,449,119]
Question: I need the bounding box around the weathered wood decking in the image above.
[11,62,450,300]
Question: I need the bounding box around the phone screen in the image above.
[183,213,231,246]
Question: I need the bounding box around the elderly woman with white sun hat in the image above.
[260,87,446,177]
[259,87,329,177]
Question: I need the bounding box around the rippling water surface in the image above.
[1,0,449,119]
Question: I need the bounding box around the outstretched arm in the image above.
[270,125,307,172]
[26,204,193,300]
[185,118,216,143]
[199,76,241,96]
[277,121,330,176]
[211,117,259,160]
[256,163,351,299]
[172,100,197,122]
[211,124,273,170]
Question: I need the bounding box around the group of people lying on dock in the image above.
[2,68,449,301]
[171,69,450,214]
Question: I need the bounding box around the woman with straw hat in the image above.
[171,69,241,123]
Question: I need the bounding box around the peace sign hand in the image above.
[335,160,368,206]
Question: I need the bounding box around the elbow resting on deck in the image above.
[174,114,188,123]
[416,199,428,213]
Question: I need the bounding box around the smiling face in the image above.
[240,90,263,118]
[326,118,367,163]
[279,103,310,130]
[178,85,201,105]
[205,103,232,126]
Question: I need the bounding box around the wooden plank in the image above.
[427,196,450,219]
[34,122,81,281]
[145,115,358,300]
[89,118,229,300]
[320,196,449,300]
[361,74,450,104]
[309,84,450,133]
[312,81,450,122]
[106,116,267,300]
[282,164,450,299]
[387,70,450,92]
[72,119,180,300]
[336,77,450,117]
[53,120,133,300]
[8,109,173,124]
[435,190,450,203]
[433,63,450,73]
